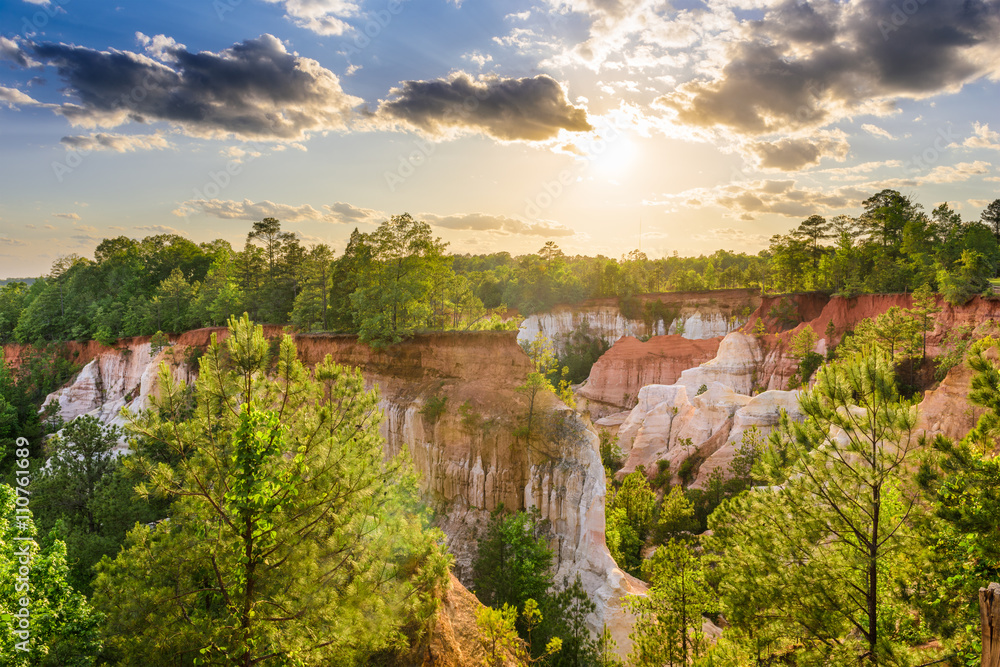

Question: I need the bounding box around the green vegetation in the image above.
[90,316,449,664]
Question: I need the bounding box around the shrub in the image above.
[420,395,448,424]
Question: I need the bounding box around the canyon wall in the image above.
[575,335,721,417]
[518,289,759,351]
[6,328,641,653]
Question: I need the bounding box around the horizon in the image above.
[2,0,999,279]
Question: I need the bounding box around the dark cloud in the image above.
[376,72,592,141]
[659,0,1000,135]
[18,34,359,140]
[421,212,575,236]
[60,132,171,152]
[749,135,849,170]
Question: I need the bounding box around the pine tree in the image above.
[92,315,450,665]
[708,349,921,664]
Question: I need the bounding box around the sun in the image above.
[586,135,638,176]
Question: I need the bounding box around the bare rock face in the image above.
[29,329,640,656]
[576,335,721,417]
[676,332,761,396]
[518,289,759,353]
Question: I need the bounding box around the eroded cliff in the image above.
[7,328,641,653]
[518,289,759,351]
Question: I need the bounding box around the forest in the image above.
[1,187,1000,665]
[1,191,998,350]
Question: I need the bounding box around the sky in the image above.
[0,0,998,278]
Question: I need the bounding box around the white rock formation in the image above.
[676,332,761,396]
[519,306,744,351]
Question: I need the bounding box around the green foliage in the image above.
[695,383,708,396]
[556,321,610,384]
[420,394,448,425]
[472,506,554,618]
[708,349,922,664]
[0,484,103,664]
[149,330,169,355]
[934,323,974,380]
[537,576,600,666]
[599,431,624,476]
[91,315,449,664]
[606,469,656,576]
[624,539,713,667]
[350,214,452,347]
[31,416,166,594]
[656,485,697,542]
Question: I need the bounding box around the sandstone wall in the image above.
[575,335,721,416]
[518,289,759,352]
[10,328,641,654]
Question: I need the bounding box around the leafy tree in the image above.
[982,198,1000,242]
[92,315,449,665]
[625,539,712,666]
[908,283,940,362]
[538,576,600,666]
[290,244,334,331]
[656,485,697,541]
[709,349,922,664]
[472,506,553,617]
[0,483,103,664]
[350,214,450,346]
[605,470,656,575]
[727,426,764,494]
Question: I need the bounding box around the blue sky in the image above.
[1,0,998,278]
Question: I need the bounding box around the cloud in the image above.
[173,198,385,225]
[60,132,172,152]
[657,0,1000,136]
[747,134,850,170]
[133,225,188,236]
[692,227,770,248]
[652,179,868,219]
[861,123,895,140]
[11,34,360,141]
[0,86,45,108]
[261,0,358,35]
[921,160,991,184]
[0,237,28,247]
[375,72,592,141]
[322,201,384,224]
[420,212,575,236]
[958,122,1000,150]
[0,37,37,67]
[51,212,81,220]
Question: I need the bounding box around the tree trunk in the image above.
[981,583,1000,667]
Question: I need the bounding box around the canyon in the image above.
[5,289,997,659]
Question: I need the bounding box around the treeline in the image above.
[768,192,1000,299]
[1,190,997,347]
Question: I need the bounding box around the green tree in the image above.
[0,483,103,665]
[472,506,553,617]
[92,315,449,665]
[981,198,1000,242]
[908,283,940,362]
[605,469,656,575]
[290,244,334,331]
[708,349,921,664]
[30,416,161,593]
[350,214,450,346]
[656,485,696,541]
[625,539,712,667]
